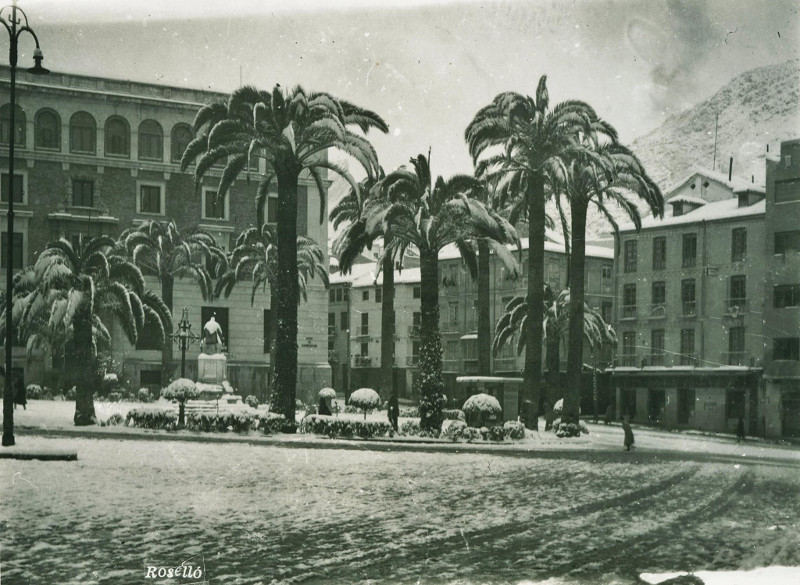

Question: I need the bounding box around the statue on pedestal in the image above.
[203,315,224,355]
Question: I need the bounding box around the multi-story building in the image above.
[610,169,766,433]
[0,67,331,399]
[763,139,800,438]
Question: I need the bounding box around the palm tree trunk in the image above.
[524,177,545,427]
[380,252,395,401]
[477,239,491,376]
[546,336,561,405]
[418,248,445,432]
[268,290,278,409]
[564,202,588,425]
[274,163,300,427]
[72,306,97,426]
[161,275,174,386]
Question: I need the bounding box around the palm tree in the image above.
[331,171,404,401]
[367,153,518,432]
[493,288,616,408]
[182,85,387,425]
[466,75,604,423]
[7,237,171,425]
[214,224,328,409]
[119,220,227,385]
[552,142,663,424]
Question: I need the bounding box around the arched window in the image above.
[35,109,61,150]
[171,123,193,163]
[0,104,26,147]
[70,112,96,154]
[104,116,130,157]
[138,119,163,161]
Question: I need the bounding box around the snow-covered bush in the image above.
[244,395,259,409]
[462,393,502,428]
[222,380,234,394]
[100,413,125,427]
[442,419,467,441]
[161,378,199,428]
[66,386,76,401]
[399,406,419,418]
[318,387,337,400]
[551,418,589,437]
[400,419,441,438]
[137,388,151,403]
[442,408,465,421]
[503,420,526,440]
[300,414,393,439]
[552,399,581,416]
[126,407,177,430]
[186,411,256,433]
[26,384,43,399]
[348,388,382,419]
[485,425,505,442]
[259,412,287,434]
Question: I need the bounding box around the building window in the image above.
[728,275,747,309]
[35,109,60,150]
[0,232,23,269]
[362,290,369,302]
[652,237,666,270]
[360,342,369,357]
[682,233,697,268]
[340,311,347,330]
[138,184,163,215]
[202,189,228,220]
[774,338,800,361]
[731,228,747,262]
[622,284,636,318]
[104,116,130,157]
[200,307,229,347]
[329,289,335,303]
[774,284,800,308]
[775,178,800,203]
[677,388,695,424]
[623,240,637,273]
[360,312,368,335]
[650,329,664,366]
[1,172,24,203]
[651,281,666,308]
[70,112,96,154]
[681,279,696,316]
[413,286,421,299]
[728,326,746,365]
[138,119,163,161]
[679,329,695,365]
[171,123,193,163]
[448,302,459,324]
[774,230,800,255]
[328,312,335,332]
[375,287,382,303]
[263,309,271,353]
[335,288,342,302]
[266,192,278,225]
[621,331,636,366]
[0,104,25,147]
[342,287,348,301]
[71,179,94,208]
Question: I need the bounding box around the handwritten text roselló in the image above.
[145,566,204,579]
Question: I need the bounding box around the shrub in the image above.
[318,387,337,400]
[503,420,526,440]
[186,411,255,433]
[102,373,120,393]
[66,386,76,401]
[458,426,481,442]
[161,378,199,402]
[486,425,505,442]
[137,388,151,403]
[259,412,288,435]
[442,419,467,441]
[551,418,589,437]
[400,419,441,438]
[299,414,393,439]
[100,413,125,427]
[442,409,465,421]
[244,395,259,409]
[399,406,419,418]
[107,392,123,402]
[26,384,42,399]
[126,407,177,430]
[348,388,382,419]
[462,393,502,428]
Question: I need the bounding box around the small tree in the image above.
[161,378,199,428]
[348,388,381,420]
[462,393,502,428]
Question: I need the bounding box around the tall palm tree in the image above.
[367,153,518,432]
[7,237,171,425]
[182,85,387,425]
[552,142,663,424]
[214,224,328,409]
[493,288,616,407]
[466,75,603,424]
[119,220,227,385]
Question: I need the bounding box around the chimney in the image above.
[728,157,733,182]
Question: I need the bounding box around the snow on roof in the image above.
[620,197,765,232]
[329,262,375,285]
[351,266,421,288]
[437,236,614,261]
[665,167,756,195]
[733,184,766,195]
[668,194,707,206]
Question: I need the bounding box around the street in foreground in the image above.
[1,427,799,584]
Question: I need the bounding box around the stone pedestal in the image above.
[198,352,226,384]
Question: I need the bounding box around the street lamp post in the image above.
[169,307,201,379]
[1,2,48,447]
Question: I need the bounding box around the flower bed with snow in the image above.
[300,414,393,439]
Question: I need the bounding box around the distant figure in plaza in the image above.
[622,417,635,451]
[736,416,746,442]
[543,400,552,431]
[605,404,613,425]
[318,395,332,416]
[387,394,399,431]
[203,315,224,354]
[13,375,26,410]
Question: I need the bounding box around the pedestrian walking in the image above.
[387,394,399,432]
[13,375,26,411]
[622,417,634,451]
[317,396,332,416]
[605,404,613,425]
[736,416,746,442]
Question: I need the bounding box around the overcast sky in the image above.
[16,0,800,177]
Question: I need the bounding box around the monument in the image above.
[195,314,239,403]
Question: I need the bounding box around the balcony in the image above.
[682,257,697,269]
[643,353,665,367]
[354,355,372,367]
[407,325,421,337]
[354,326,370,338]
[678,353,699,366]
[722,352,752,366]
[616,354,639,367]
[648,304,666,319]
[405,355,420,367]
[620,305,637,320]
[442,320,461,334]
[724,299,747,315]
[681,301,697,317]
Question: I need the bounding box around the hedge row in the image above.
[299,415,393,439]
[186,411,255,433]
[126,407,178,430]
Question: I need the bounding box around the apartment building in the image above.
[0,67,331,399]
[610,169,766,434]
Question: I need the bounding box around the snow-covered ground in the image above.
[2,428,799,584]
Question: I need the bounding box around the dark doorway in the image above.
[677,388,694,425]
[648,389,665,423]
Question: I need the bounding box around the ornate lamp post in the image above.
[2,2,48,447]
[169,307,202,379]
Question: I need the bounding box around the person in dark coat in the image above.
[605,404,613,425]
[387,394,399,432]
[318,396,332,416]
[13,375,26,410]
[736,416,746,442]
[622,417,634,451]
